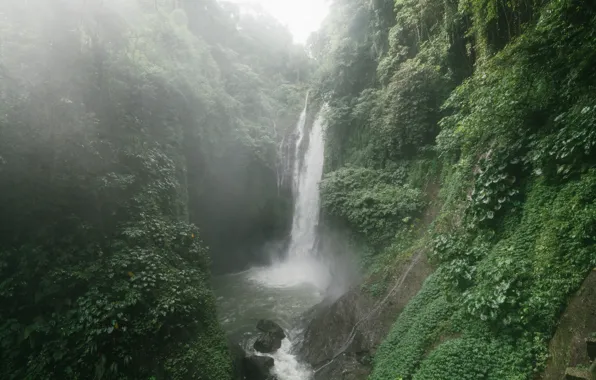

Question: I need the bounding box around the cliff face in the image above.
[308,0,596,378]
[299,253,432,380]
[541,270,596,379]
[298,173,441,380]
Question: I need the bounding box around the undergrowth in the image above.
[371,169,596,380]
[367,1,596,378]
[317,0,596,378]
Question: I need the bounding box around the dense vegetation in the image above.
[2,0,596,378]
[0,0,309,378]
[313,0,596,378]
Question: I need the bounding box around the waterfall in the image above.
[277,93,309,194]
[249,102,329,290]
[292,93,310,192]
[245,100,328,380]
[287,109,325,258]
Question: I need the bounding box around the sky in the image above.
[229,0,329,43]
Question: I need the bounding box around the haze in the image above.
[228,0,329,43]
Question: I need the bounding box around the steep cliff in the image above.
[304,0,596,379]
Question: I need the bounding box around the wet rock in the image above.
[298,253,432,380]
[313,352,371,380]
[254,319,285,353]
[542,271,596,379]
[257,319,286,340]
[228,341,246,380]
[564,367,591,380]
[244,355,275,380]
[254,333,283,353]
[587,337,596,361]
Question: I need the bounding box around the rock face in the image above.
[257,319,286,339]
[564,367,592,380]
[313,352,371,380]
[254,319,286,354]
[229,341,247,380]
[587,337,596,362]
[244,355,276,380]
[298,253,432,380]
[541,270,596,380]
[254,333,283,353]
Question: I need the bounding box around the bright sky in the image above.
[229,0,329,43]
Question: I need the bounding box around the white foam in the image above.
[264,338,313,380]
[247,256,330,290]
[233,107,328,380]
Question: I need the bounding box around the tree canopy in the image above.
[0,0,310,378]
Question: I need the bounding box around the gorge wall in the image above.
[303,0,596,379]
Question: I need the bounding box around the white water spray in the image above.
[288,107,325,260]
[292,93,310,192]
[245,100,329,380]
[262,338,313,380]
[250,100,329,290]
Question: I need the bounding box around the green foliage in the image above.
[412,337,526,380]
[468,146,524,227]
[320,167,424,247]
[462,174,596,333]
[0,0,311,378]
[406,156,442,189]
[431,232,491,291]
[372,171,596,380]
[375,58,449,159]
[367,1,596,378]
[370,274,453,380]
[0,220,230,379]
[529,101,596,179]
[163,326,231,380]
[319,0,596,379]
[460,0,541,56]
[312,0,465,176]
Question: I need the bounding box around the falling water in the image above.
[249,107,329,290]
[216,101,329,380]
[292,93,310,192]
[277,93,309,193]
[288,108,325,259]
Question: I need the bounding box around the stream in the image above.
[213,257,328,379]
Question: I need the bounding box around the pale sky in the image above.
[228,0,329,44]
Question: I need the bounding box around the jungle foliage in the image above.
[313,0,596,378]
[0,0,310,378]
[320,166,424,247]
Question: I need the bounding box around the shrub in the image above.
[320,167,425,247]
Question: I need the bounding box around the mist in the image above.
[0,0,347,378]
[3,0,591,379]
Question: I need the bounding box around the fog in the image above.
[0,1,360,378]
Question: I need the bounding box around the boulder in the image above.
[542,271,596,379]
[254,333,283,353]
[244,355,275,380]
[257,319,286,340]
[254,319,286,354]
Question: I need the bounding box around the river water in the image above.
[213,258,326,380]
[213,98,328,380]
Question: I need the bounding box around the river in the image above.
[213,256,328,379]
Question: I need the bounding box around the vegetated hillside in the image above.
[0,0,309,378]
[311,0,596,378]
